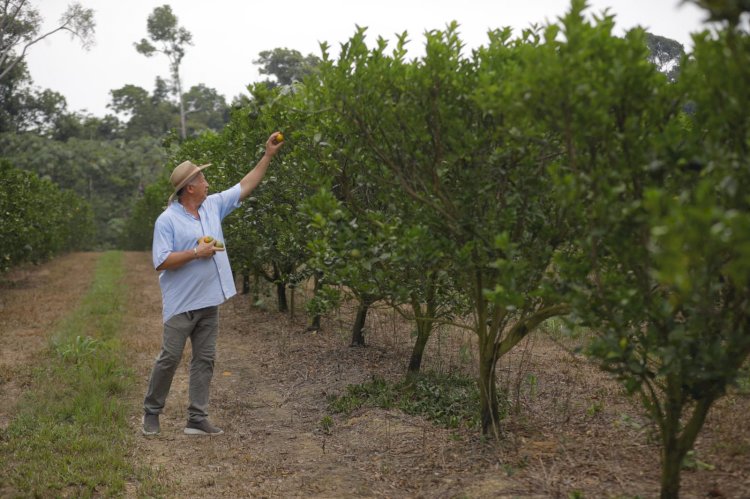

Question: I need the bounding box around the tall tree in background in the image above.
[183,83,229,134]
[0,1,95,82]
[646,32,685,82]
[108,78,178,140]
[108,78,227,140]
[253,47,321,87]
[134,4,192,140]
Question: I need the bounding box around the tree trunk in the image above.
[407,323,431,374]
[176,73,187,140]
[659,374,685,499]
[289,285,295,319]
[473,268,501,436]
[252,272,260,304]
[406,284,438,374]
[309,314,321,332]
[658,377,716,499]
[351,295,372,347]
[660,439,682,499]
[407,297,436,374]
[272,263,288,312]
[478,343,500,436]
[276,282,288,313]
[307,275,323,331]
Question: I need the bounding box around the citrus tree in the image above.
[298,38,464,362]
[316,24,571,435]
[538,2,750,497]
[1,160,93,272]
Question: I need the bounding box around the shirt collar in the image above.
[171,200,202,219]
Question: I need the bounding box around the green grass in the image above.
[328,371,506,430]
[0,251,166,497]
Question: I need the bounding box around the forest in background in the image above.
[0,2,320,258]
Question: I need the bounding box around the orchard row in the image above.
[130,3,749,497]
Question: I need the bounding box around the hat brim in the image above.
[168,163,211,204]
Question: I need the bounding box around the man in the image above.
[142,132,284,436]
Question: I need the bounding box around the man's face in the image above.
[188,172,210,201]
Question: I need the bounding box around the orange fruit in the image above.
[274,132,284,144]
[198,236,214,244]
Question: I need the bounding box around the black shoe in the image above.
[142,413,160,435]
[184,419,224,435]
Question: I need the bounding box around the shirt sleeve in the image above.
[213,183,242,221]
[152,215,173,270]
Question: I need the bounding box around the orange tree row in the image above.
[1,161,94,273]
[169,2,749,497]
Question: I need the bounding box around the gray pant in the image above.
[143,306,219,422]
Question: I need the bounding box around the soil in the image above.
[2,251,749,498]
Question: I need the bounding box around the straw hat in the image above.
[168,160,211,204]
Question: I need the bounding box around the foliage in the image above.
[685,0,750,26]
[183,83,230,133]
[646,32,685,82]
[0,160,94,272]
[107,79,229,140]
[108,80,178,140]
[1,132,168,247]
[315,22,571,434]
[178,6,745,497]
[0,57,115,139]
[539,2,750,497]
[329,372,504,430]
[0,0,95,82]
[119,177,172,250]
[253,47,321,87]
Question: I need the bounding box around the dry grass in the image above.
[290,279,750,498]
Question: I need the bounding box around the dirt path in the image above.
[123,251,511,497]
[2,252,748,497]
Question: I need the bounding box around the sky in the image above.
[24,0,711,117]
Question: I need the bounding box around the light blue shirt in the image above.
[152,183,242,323]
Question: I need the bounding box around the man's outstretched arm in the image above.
[239,131,284,201]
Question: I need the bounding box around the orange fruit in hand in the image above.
[198,236,214,244]
[273,132,284,144]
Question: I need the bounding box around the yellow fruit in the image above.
[202,236,214,243]
[350,249,361,258]
[274,132,284,144]
[215,241,224,249]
